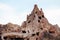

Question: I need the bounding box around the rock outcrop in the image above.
[0,4,60,40]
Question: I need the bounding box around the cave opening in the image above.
[0,36,2,40]
[11,38,24,40]
[4,36,24,40]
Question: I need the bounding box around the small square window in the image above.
[32,34,35,36]
[36,38,38,40]
[14,38,24,40]
[36,32,39,36]
[49,31,55,33]
[38,20,40,22]
[0,36,1,40]
[40,28,43,30]
[28,20,31,23]
[4,37,7,40]
[22,31,26,33]
[42,15,44,18]
[38,16,41,19]
[35,11,37,13]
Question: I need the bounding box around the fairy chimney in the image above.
[0,4,60,40]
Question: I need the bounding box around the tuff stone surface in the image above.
[0,4,60,40]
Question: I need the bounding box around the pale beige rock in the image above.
[0,4,60,40]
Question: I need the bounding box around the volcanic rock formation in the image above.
[0,4,60,40]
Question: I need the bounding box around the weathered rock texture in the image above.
[0,4,60,40]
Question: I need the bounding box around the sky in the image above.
[0,0,60,27]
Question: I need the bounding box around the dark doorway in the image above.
[4,37,7,40]
[15,38,24,40]
[0,36,2,40]
[4,37,24,40]
[11,38,24,40]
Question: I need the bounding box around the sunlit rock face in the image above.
[0,4,60,40]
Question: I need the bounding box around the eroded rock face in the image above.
[0,4,60,40]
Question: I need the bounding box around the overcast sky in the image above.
[0,0,60,27]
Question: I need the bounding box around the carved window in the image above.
[35,11,37,13]
[38,20,40,22]
[28,20,31,23]
[0,36,1,40]
[49,31,55,33]
[4,37,7,40]
[36,32,39,36]
[42,15,44,18]
[38,16,41,19]
[11,38,24,40]
[22,31,26,33]
[40,28,43,30]
[32,34,35,36]
[36,38,38,40]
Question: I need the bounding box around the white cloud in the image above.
[18,8,60,27]
[0,3,29,25]
[15,11,30,25]
[44,8,60,27]
[0,3,17,24]
[0,3,60,27]
[0,3,15,13]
